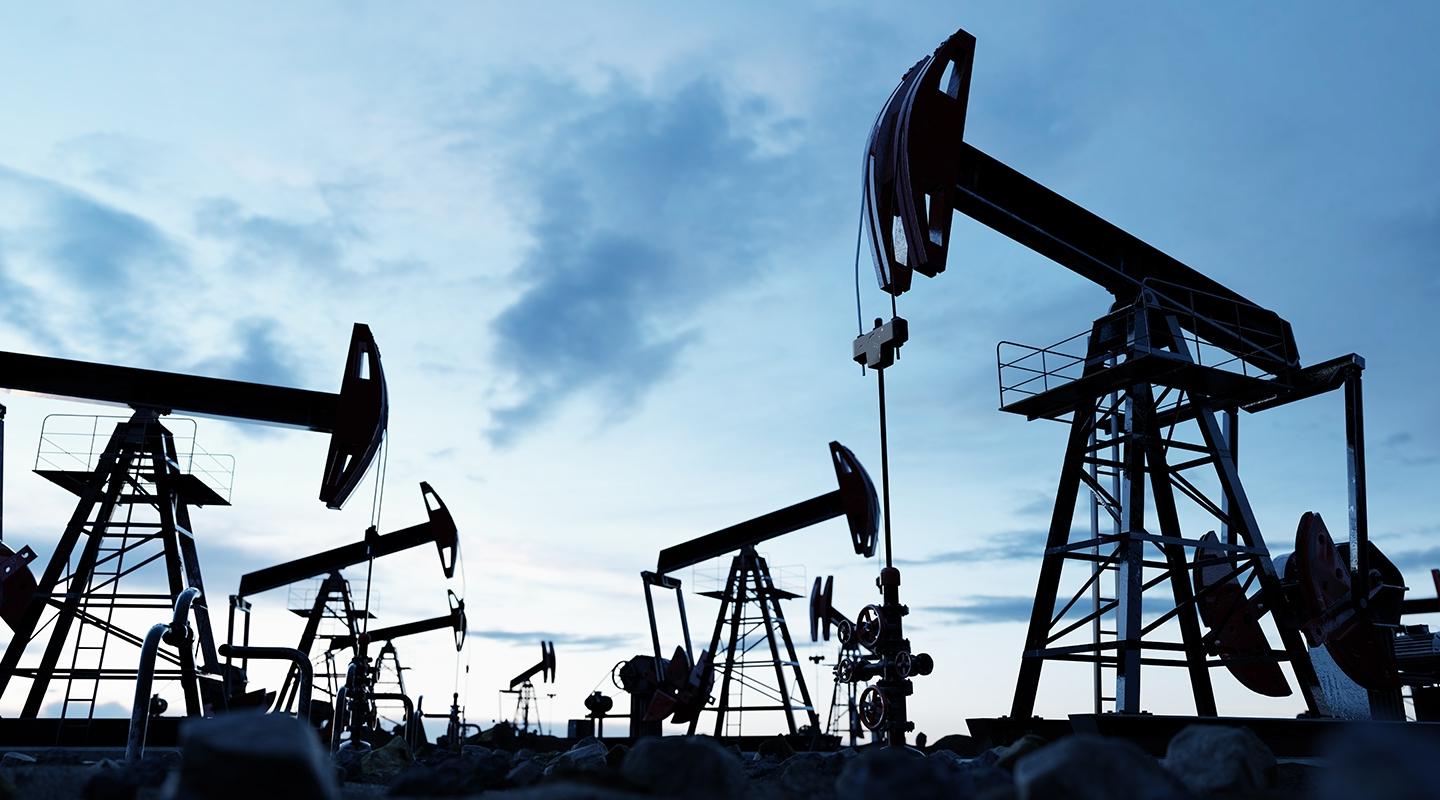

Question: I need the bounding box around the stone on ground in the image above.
[620,736,744,800]
[1013,735,1190,800]
[778,752,844,800]
[836,747,969,800]
[544,738,609,778]
[1315,724,1440,800]
[1162,725,1272,797]
[171,713,339,800]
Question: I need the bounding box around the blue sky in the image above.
[0,3,1437,737]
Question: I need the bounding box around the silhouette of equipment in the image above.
[0,324,387,744]
[502,641,555,733]
[227,483,458,716]
[622,442,880,740]
[858,26,1418,736]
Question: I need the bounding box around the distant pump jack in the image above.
[622,441,881,741]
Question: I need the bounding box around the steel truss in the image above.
[0,410,226,728]
[696,546,818,737]
[1009,296,1324,719]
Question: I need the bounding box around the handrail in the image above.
[217,644,313,721]
[370,692,418,751]
[127,586,201,761]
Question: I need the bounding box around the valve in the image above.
[856,605,884,648]
[894,650,913,678]
[858,686,888,730]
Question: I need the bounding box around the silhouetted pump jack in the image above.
[621,442,880,739]
[229,482,459,714]
[0,324,386,732]
[327,590,466,747]
[858,27,1400,727]
[502,641,555,733]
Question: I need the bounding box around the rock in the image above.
[1162,725,1272,797]
[778,752,843,800]
[84,756,171,800]
[836,747,966,800]
[1315,724,1440,800]
[387,745,511,796]
[993,734,1047,771]
[334,746,365,783]
[506,756,546,787]
[757,735,795,763]
[544,739,608,777]
[490,784,647,799]
[355,736,411,784]
[170,713,339,800]
[928,733,983,758]
[604,745,628,770]
[620,736,744,800]
[929,750,1013,799]
[1013,735,1190,800]
[1270,762,1318,797]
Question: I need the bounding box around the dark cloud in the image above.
[929,596,1039,625]
[479,77,810,445]
[894,529,1075,567]
[1377,430,1440,467]
[193,192,363,273]
[1381,546,1440,582]
[0,164,183,351]
[192,317,301,387]
[468,629,635,652]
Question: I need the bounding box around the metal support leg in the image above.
[1011,399,1096,720]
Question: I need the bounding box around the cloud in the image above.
[192,317,301,387]
[194,194,363,273]
[0,164,184,352]
[1381,545,1440,583]
[894,528,1073,567]
[41,700,130,719]
[468,629,635,652]
[929,596,1039,625]
[478,76,809,445]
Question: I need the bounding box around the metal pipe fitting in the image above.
[217,644,313,721]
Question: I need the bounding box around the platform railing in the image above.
[997,288,1288,412]
[35,414,236,502]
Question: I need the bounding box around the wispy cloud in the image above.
[477,76,810,445]
[192,317,301,387]
[0,163,184,354]
[194,192,363,274]
[469,629,635,652]
[894,528,1071,567]
[929,596,1040,625]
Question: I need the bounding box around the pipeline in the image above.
[218,644,313,722]
[369,692,418,751]
[127,587,201,761]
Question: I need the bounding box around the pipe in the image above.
[128,587,202,762]
[167,587,201,638]
[369,692,417,751]
[218,644,313,721]
[331,660,358,752]
[126,624,169,762]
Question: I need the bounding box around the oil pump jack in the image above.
[860,27,1426,736]
[501,641,555,734]
[0,324,385,745]
[230,482,458,717]
[325,589,466,747]
[808,576,880,747]
[618,442,902,742]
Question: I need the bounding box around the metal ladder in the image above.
[60,470,144,726]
